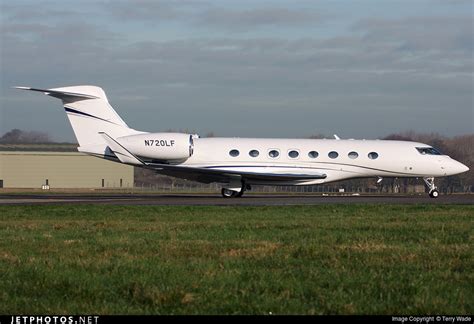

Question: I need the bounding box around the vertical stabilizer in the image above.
[15,85,144,154]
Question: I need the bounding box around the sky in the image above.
[1,0,473,142]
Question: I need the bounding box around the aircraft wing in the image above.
[146,163,327,184]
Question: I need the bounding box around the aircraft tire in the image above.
[429,189,439,198]
[221,188,240,198]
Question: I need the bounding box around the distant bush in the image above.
[0,129,52,144]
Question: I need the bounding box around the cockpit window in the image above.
[416,147,442,155]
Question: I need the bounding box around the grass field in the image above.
[0,204,472,315]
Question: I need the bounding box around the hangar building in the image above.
[0,150,133,189]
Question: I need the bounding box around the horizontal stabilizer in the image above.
[15,86,99,101]
[100,132,144,165]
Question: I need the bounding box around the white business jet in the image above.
[16,85,469,198]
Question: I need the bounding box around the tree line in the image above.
[0,129,52,144]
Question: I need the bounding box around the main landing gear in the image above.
[221,188,243,198]
[221,183,251,198]
[423,177,439,198]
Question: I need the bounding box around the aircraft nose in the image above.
[452,161,469,175]
[460,163,469,173]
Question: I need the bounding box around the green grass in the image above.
[0,204,472,315]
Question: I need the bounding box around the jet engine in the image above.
[116,132,194,163]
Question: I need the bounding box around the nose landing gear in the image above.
[423,177,439,198]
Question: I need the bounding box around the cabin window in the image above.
[368,152,379,160]
[268,150,280,158]
[328,151,338,159]
[288,150,299,159]
[249,150,259,157]
[308,151,319,159]
[348,151,359,159]
[229,149,240,157]
[416,147,442,155]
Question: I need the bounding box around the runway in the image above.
[0,193,472,206]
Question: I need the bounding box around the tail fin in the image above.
[15,85,143,155]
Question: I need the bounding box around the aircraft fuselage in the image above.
[178,137,468,185]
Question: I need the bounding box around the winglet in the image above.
[99,132,145,165]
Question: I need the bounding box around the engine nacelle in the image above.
[116,132,194,163]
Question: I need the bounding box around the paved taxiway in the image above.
[0,193,472,206]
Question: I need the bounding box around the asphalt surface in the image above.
[0,193,472,206]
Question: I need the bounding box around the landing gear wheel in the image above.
[221,188,239,198]
[423,177,439,199]
[429,189,439,198]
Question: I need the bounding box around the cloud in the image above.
[103,0,205,22]
[1,2,84,22]
[354,16,473,52]
[1,1,472,140]
[103,1,322,31]
[198,7,321,30]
